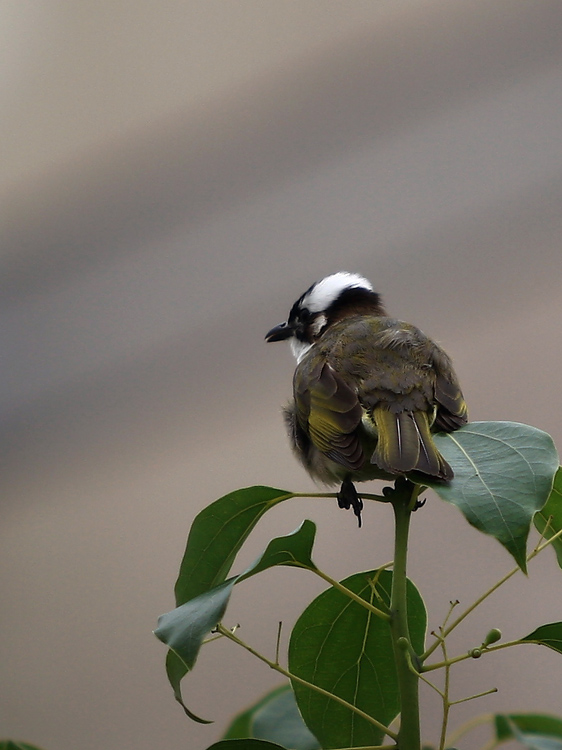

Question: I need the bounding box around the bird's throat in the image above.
[290,338,314,363]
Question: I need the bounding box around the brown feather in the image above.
[287,314,465,486]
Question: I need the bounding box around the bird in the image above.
[265,272,468,526]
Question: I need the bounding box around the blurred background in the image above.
[2,1,562,748]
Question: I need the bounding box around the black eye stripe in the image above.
[288,304,311,324]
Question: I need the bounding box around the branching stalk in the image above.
[438,627,451,750]
[423,638,527,672]
[422,523,562,663]
[216,623,398,741]
[312,568,391,621]
[443,712,495,747]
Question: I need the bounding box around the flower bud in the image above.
[483,628,502,646]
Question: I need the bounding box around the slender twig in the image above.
[534,514,554,547]
[403,647,443,698]
[533,524,562,555]
[216,622,398,741]
[423,638,527,672]
[292,491,390,503]
[442,600,460,630]
[422,524,562,663]
[414,668,444,698]
[443,712,495,747]
[422,650,473,672]
[275,621,282,665]
[421,565,518,662]
[438,626,451,750]
[366,561,395,606]
[449,687,497,705]
[312,568,391,621]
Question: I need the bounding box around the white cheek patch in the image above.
[312,313,327,335]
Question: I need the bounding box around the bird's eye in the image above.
[299,307,311,323]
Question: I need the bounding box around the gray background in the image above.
[2,2,562,748]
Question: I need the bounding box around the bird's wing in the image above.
[362,321,468,432]
[429,346,469,431]
[293,360,364,470]
[339,319,460,479]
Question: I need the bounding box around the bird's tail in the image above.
[371,408,453,481]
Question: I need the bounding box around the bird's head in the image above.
[265,271,385,361]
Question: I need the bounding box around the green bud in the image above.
[483,628,502,646]
[469,648,482,659]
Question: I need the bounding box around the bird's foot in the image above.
[413,496,427,511]
[337,477,363,528]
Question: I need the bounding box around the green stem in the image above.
[422,523,562,663]
[437,629,451,750]
[390,484,421,750]
[293,491,389,503]
[422,564,519,662]
[216,623,398,741]
[312,568,391,621]
[443,712,494,747]
[423,638,524,672]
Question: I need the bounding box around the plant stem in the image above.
[423,638,525,672]
[293,491,389,503]
[390,482,421,750]
[312,568,391,621]
[443,712,494,747]
[422,564,519,662]
[422,523,562,663]
[216,623,398,741]
[437,628,451,750]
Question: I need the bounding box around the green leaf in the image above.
[157,521,318,667]
[223,684,320,750]
[495,714,562,749]
[205,741,288,750]
[515,737,562,750]
[288,570,427,749]
[0,743,46,750]
[238,520,318,582]
[157,579,236,722]
[164,650,213,723]
[495,713,562,740]
[534,467,562,569]
[521,623,562,655]
[156,521,318,721]
[174,486,294,606]
[432,421,559,571]
[223,685,290,739]
[160,485,296,719]
[157,579,236,670]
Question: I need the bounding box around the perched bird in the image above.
[265,272,467,525]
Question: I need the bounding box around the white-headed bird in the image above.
[266,272,467,525]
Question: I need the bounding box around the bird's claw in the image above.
[413,496,427,511]
[337,477,363,528]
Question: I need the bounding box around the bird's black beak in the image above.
[265,321,293,342]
